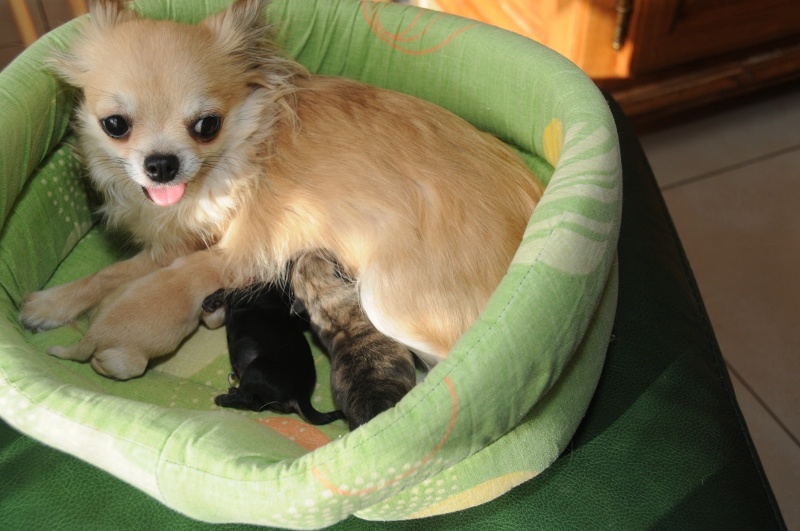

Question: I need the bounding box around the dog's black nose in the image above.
[144,154,180,183]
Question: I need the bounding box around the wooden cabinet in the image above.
[430,0,800,129]
[5,0,799,129]
[626,0,800,74]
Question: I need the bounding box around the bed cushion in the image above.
[0,0,620,527]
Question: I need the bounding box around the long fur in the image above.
[21,0,542,378]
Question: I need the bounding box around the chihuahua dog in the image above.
[203,284,345,426]
[21,0,541,422]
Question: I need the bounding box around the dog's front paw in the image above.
[20,287,89,332]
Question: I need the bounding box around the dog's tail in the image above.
[297,398,346,426]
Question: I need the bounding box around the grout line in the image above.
[726,360,800,449]
[660,143,800,192]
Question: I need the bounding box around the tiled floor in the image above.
[640,84,800,531]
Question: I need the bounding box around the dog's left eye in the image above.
[190,115,222,142]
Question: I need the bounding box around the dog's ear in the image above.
[201,0,270,56]
[47,0,138,85]
[201,0,305,90]
[87,0,139,29]
[47,50,83,86]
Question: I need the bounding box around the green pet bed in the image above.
[0,0,621,528]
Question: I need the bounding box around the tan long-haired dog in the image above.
[21,0,541,408]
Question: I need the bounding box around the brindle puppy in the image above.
[202,284,345,426]
[291,251,417,430]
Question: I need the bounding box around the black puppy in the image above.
[202,284,345,426]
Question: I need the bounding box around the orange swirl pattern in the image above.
[256,417,333,452]
[361,2,476,55]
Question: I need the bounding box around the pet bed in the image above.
[0,0,621,528]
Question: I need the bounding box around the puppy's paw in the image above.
[214,389,236,407]
[201,288,225,313]
[201,306,226,330]
[214,388,256,410]
[90,348,148,381]
[20,288,87,332]
[48,342,94,362]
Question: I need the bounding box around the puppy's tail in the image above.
[297,398,346,426]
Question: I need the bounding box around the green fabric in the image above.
[0,0,621,528]
[0,92,784,531]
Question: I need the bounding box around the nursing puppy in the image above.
[20,0,541,421]
[291,251,416,430]
[47,251,224,380]
[203,284,345,426]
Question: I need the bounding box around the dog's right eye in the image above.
[100,115,131,139]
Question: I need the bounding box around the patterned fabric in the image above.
[0,0,621,527]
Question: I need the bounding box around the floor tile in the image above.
[729,369,800,530]
[640,84,800,188]
[661,148,800,438]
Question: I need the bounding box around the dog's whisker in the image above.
[199,157,243,178]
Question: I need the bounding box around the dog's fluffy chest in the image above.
[98,176,242,263]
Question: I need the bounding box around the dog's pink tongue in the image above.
[146,183,187,206]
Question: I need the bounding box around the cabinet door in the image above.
[628,0,800,75]
[433,0,624,78]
